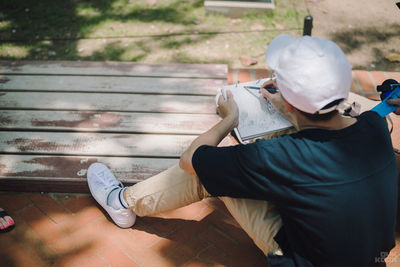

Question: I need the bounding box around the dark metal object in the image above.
[377,79,399,101]
[303,15,313,36]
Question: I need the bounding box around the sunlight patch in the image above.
[0,44,29,58]
[0,21,11,30]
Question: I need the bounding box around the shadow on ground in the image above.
[330,23,400,71]
[0,0,208,62]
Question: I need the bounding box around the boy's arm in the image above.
[179,90,239,174]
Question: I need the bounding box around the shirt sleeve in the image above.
[192,142,284,200]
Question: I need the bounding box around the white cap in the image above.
[265,34,352,114]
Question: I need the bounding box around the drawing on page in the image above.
[218,78,292,141]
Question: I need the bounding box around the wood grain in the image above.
[0,60,227,79]
[0,155,178,192]
[0,75,223,95]
[0,60,229,192]
[0,91,216,114]
[0,110,220,134]
[0,132,196,157]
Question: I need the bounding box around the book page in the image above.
[217,79,292,141]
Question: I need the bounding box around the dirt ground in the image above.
[0,0,398,72]
[305,0,400,71]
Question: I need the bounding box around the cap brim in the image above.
[265,34,296,69]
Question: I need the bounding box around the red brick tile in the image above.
[99,244,140,267]
[354,70,376,93]
[199,225,238,252]
[237,69,251,83]
[139,214,184,237]
[19,205,64,244]
[227,69,233,84]
[350,72,362,95]
[82,255,109,267]
[9,212,58,265]
[167,236,210,266]
[50,193,77,206]
[198,246,238,267]
[89,215,128,234]
[371,71,387,86]
[199,224,265,266]
[148,255,178,267]
[88,216,151,250]
[53,252,109,267]
[204,211,255,246]
[253,257,269,267]
[0,192,32,212]
[350,80,360,95]
[107,228,175,267]
[103,222,144,248]
[255,69,269,80]
[0,243,42,267]
[58,205,104,234]
[0,231,15,250]
[385,72,400,83]
[61,195,97,214]
[129,219,163,247]
[50,218,111,256]
[123,247,166,267]
[151,219,208,256]
[26,193,71,224]
[183,260,211,267]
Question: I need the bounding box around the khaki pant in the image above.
[124,164,282,255]
[124,92,378,256]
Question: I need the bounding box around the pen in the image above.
[244,86,279,93]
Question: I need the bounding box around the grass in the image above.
[0,0,307,68]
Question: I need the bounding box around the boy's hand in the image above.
[217,90,239,128]
[260,79,298,127]
[387,98,400,115]
[260,79,286,114]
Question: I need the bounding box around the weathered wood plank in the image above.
[0,110,220,134]
[0,155,177,192]
[0,132,196,157]
[0,61,227,79]
[0,75,224,95]
[0,60,231,193]
[0,92,216,114]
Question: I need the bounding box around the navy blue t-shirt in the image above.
[192,111,397,266]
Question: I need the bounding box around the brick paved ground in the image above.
[1,69,400,267]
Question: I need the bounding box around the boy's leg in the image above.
[219,197,282,255]
[124,164,211,216]
[89,162,282,255]
[124,164,282,255]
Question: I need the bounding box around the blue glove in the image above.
[371,85,400,117]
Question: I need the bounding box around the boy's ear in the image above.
[284,99,293,112]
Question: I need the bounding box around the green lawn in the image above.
[0,0,307,68]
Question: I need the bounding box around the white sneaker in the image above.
[87,163,136,228]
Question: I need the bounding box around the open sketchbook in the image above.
[216,78,293,143]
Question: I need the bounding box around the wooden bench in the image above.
[0,61,228,192]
